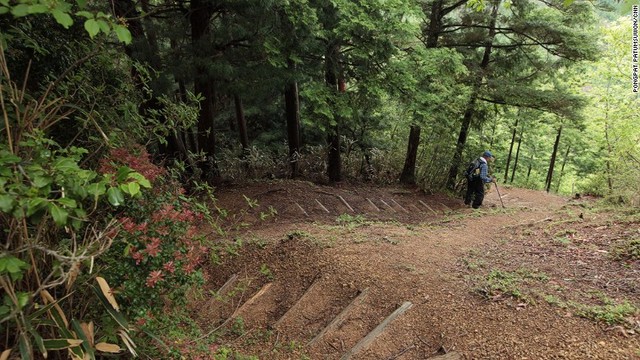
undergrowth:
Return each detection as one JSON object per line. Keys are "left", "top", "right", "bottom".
{"left": 474, "top": 268, "right": 549, "bottom": 303}
{"left": 544, "top": 294, "right": 639, "bottom": 328}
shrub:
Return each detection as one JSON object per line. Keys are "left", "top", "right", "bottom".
{"left": 0, "top": 44, "right": 151, "bottom": 357}
{"left": 96, "top": 146, "right": 210, "bottom": 319}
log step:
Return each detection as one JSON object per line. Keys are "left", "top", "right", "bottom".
{"left": 230, "top": 282, "right": 273, "bottom": 320}
{"left": 339, "top": 301, "right": 414, "bottom": 360}
{"left": 273, "top": 276, "right": 322, "bottom": 329}
{"left": 307, "top": 288, "right": 370, "bottom": 346}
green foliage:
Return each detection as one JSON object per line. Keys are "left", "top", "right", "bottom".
{"left": 610, "top": 239, "right": 640, "bottom": 261}
{"left": 260, "top": 264, "right": 274, "bottom": 280}
{"left": 545, "top": 291, "right": 638, "bottom": 327}
{"left": 0, "top": 78, "right": 145, "bottom": 357}
{"left": 336, "top": 213, "right": 367, "bottom": 229}
{"left": 0, "top": 255, "right": 29, "bottom": 281}
{"left": 231, "top": 316, "right": 246, "bottom": 336}
{"left": 96, "top": 147, "right": 208, "bottom": 320}
{"left": 589, "top": 302, "right": 638, "bottom": 324}
{"left": 572, "top": 19, "right": 640, "bottom": 201}
{"left": 570, "top": 297, "right": 638, "bottom": 326}
{"left": 476, "top": 268, "right": 549, "bottom": 302}
{"left": 212, "top": 346, "right": 259, "bottom": 360}
{"left": 1, "top": 0, "right": 131, "bottom": 43}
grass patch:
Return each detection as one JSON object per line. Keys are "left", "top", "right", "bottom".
{"left": 212, "top": 346, "right": 259, "bottom": 360}
{"left": 543, "top": 294, "right": 566, "bottom": 307}
{"left": 287, "top": 230, "right": 313, "bottom": 239}
{"left": 260, "top": 264, "right": 274, "bottom": 280}
{"left": 610, "top": 238, "right": 640, "bottom": 261}
{"left": 211, "top": 280, "right": 250, "bottom": 302}
{"left": 571, "top": 299, "right": 638, "bottom": 325}
{"left": 230, "top": 316, "right": 247, "bottom": 336}
{"left": 336, "top": 213, "right": 367, "bottom": 229}
{"left": 461, "top": 257, "right": 485, "bottom": 270}
{"left": 554, "top": 229, "right": 577, "bottom": 237}
{"left": 544, "top": 293, "right": 639, "bottom": 327}
{"left": 554, "top": 236, "right": 572, "bottom": 246}
{"left": 475, "top": 268, "right": 549, "bottom": 303}
{"left": 246, "top": 236, "right": 269, "bottom": 249}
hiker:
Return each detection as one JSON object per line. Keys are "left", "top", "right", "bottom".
{"left": 464, "top": 150, "right": 496, "bottom": 209}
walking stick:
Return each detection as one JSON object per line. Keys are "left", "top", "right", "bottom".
{"left": 494, "top": 182, "right": 505, "bottom": 208}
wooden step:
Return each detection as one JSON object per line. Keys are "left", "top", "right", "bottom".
{"left": 339, "top": 301, "right": 413, "bottom": 360}
{"left": 307, "top": 288, "right": 370, "bottom": 347}
{"left": 230, "top": 282, "right": 273, "bottom": 320}
{"left": 273, "top": 276, "right": 322, "bottom": 329}
{"left": 216, "top": 273, "right": 239, "bottom": 297}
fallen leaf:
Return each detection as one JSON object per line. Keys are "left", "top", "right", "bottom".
{"left": 1, "top": 349, "right": 11, "bottom": 360}
{"left": 95, "top": 342, "right": 122, "bottom": 353}
{"left": 96, "top": 277, "right": 120, "bottom": 311}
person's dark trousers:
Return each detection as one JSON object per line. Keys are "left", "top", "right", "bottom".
{"left": 464, "top": 178, "right": 485, "bottom": 208}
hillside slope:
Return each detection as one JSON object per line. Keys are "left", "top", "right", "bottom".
{"left": 189, "top": 181, "right": 639, "bottom": 359}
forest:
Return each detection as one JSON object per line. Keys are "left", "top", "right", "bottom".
{"left": 0, "top": 0, "right": 638, "bottom": 359}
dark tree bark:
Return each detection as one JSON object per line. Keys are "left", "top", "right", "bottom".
{"left": 325, "top": 42, "right": 342, "bottom": 183}
{"left": 425, "top": 0, "right": 443, "bottom": 47}
{"left": 234, "top": 94, "right": 249, "bottom": 153}
{"left": 446, "top": 0, "right": 500, "bottom": 189}
{"left": 424, "top": 0, "right": 468, "bottom": 47}
{"left": 399, "top": 125, "right": 421, "bottom": 185}
{"left": 555, "top": 145, "right": 571, "bottom": 192}
{"left": 327, "top": 129, "right": 341, "bottom": 182}
{"left": 545, "top": 125, "right": 562, "bottom": 192}
{"left": 604, "top": 121, "right": 614, "bottom": 193}
{"left": 194, "top": 82, "right": 216, "bottom": 169}
{"left": 190, "top": 0, "right": 218, "bottom": 179}
{"left": 510, "top": 132, "right": 523, "bottom": 183}
{"left": 526, "top": 151, "right": 534, "bottom": 182}
{"left": 284, "top": 75, "right": 301, "bottom": 178}
{"left": 504, "top": 117, "right": 518, "bottom": 182}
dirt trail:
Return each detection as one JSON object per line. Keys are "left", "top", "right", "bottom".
{"left": 192, "top": 181, "right": 639, "bottom": 359}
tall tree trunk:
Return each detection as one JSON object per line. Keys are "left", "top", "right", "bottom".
{"left": 510, "top": 131, "right": 523, "bottom": 183}
{"left": 446, "top": 0, "right": 500, "bottom": 189}
{"left": 524, "top": 142, "right": 535, "bottom": 183}
{"left": 424, "top": 0, "right": 468, "bottom": 47}
{"left": 504, "top": 117, "right": 518, "bottom": 182}
{"left": 399, "top": 125, "right": 421, "bottom": 185}
{"left": 325, "top": 42, "right": 342, "bottom": 183}
{"left": 327, "top": 129, "right": 341, "bottom": 182}
{"left": 285, "top": 77, "right": 301, "bottom": 178}
{"left": 363, "top": 152, "right": 373, "bottom": 182}
{"left": 555, "top": 145, "right": 571, "bottom": 192}
{"left": 604, "top": 119, "right": 614, "bottom": 193}
{"left": 234, "top": 94, "right": 249, "bottom": 152}
{"left": 425, "top": 0, "right": 444, "bottom": 47}
{"left": 190, "top": 0, "right": 218, "bottom": 179}
{"left": 545, "top": 125, "right": 562, "bottom": 192}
